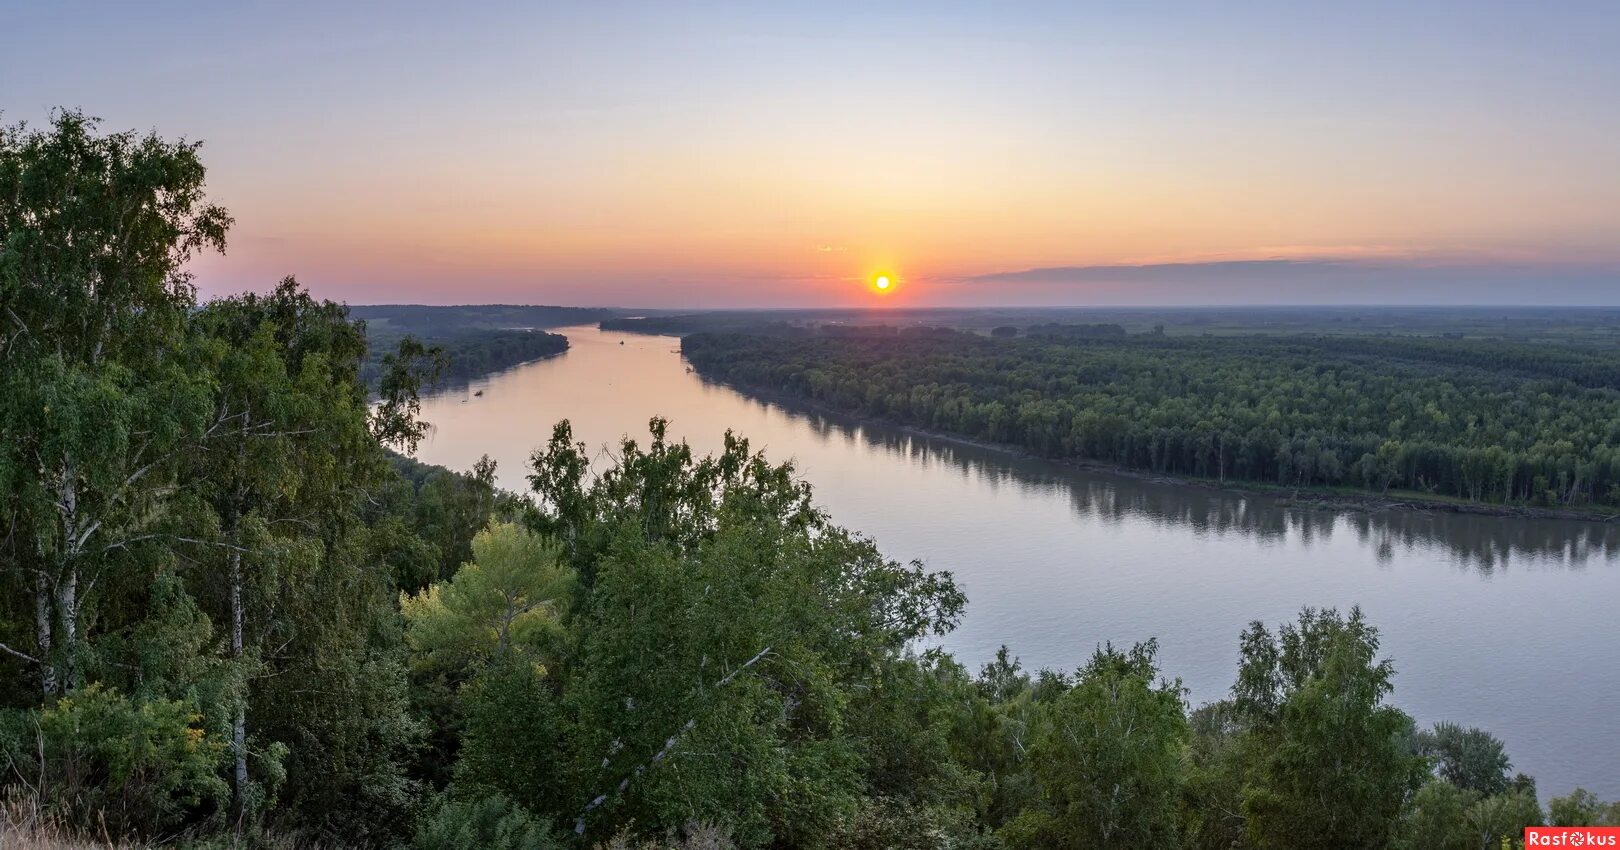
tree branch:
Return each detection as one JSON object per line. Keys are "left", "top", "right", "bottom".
{"left": 0, "top": 640, "right": 41, "bottom": 666}
{"left": 574, "top": 645, "right": 772, "bottom": 836}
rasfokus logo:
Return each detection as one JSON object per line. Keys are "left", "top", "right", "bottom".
{"left": 1525, "top": 827, "right": 1620, "bottom": 846}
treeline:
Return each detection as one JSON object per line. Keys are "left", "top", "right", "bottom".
{"left": 360, "top": 328, "right": 569, "bottom": 389}
{"left": 351, "top": 304, "right": 613, "bottom": 335}
{"left": 600, "top": 315, "right": 815, "bottom": 336}
{"left": 10, "top": 112, "right": 1620, "bottom": 850}
{"left": 1025, "top": 321, "right": 1128, "bottom": 338}
{"left": 682, "top": 328, "right": 1620, "bottom": 508}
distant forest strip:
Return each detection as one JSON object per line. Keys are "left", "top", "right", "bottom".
{"left": 599, "top": 314, "right": 799, "bottom": 335}
{"left": 682, "top": 327, "right": 1620, "bottom": 508}
{"left": 351, "top": 303, "right": 614, "bottom": 334}
{"left": 350, "top": 304, "right": 605, "bottom": 388}
{"left": 361, "top": 327, "right": 569, "bottom": 388}
{"left": 604, "top": 306, "right": 1620, "bottom": 342}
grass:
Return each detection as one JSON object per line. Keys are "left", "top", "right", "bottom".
{"left": 0, "top": 793, "right": 141, "bottom": 850}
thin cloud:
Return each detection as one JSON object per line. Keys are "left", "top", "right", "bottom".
{"left": 959, "top": 257, "right": 1620, "bottom": 283}
{"left": 942, "top": 258, "right": 1620, "bottom": 305}
{"left": 961, "top": 259, "right": 1362, "bottom": 284}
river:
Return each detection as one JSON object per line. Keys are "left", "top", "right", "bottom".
{"left": 411, "top": 324, "right": 1620, "bottom": 798}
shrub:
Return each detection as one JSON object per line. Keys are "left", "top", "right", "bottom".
{"left": 413, "top": 792, "right": 563, "bottom": 850}
{"left": 0, "top": 684, "right": 228, "bottom": 838}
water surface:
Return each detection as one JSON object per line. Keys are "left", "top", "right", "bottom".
{"left": 413, "top": 325, "right": 1620, "bottom": 798}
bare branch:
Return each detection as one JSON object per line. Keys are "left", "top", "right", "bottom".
{"left": 0, "top": 640, "right": 41, "bottom": 666}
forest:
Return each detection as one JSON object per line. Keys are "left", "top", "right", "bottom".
{"left": 360, "top": 328, "right": 568, "bottom": 390}
{"left": 349, "top": 305, "right": 614, "bottom": 336}
{"left": 681, "top": 327, "right": 1620, "bottom": 510}
{"left": 6, "top": 114, "right": 1620, "bottom": 849}
{"left": 603, "top": 305, "right": 1620, "bottom": 342}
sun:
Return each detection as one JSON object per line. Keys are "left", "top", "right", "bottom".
{"left": 865, "top": 268, "right": 901, "bottom": 297}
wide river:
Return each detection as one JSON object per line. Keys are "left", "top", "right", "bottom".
{"left": 413, "top": 324, "right": 1620, "bottom": 798}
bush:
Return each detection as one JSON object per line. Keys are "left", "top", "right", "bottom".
{"left": 1548, "top": 789, "right": 1620, "bottom": 826}
{"left": 0, "top": 684, "right": 228, "bottom": 838}
{"left": 413, "top": 792, "right": 563, "bottom": 850}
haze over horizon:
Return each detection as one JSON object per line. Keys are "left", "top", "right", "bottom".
{"left": 8, "top": 1, "right": 1620, "bottom": 308}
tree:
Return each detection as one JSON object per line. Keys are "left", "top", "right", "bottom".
{"left": 494, "top": 420, "right": 964, "bottom": 846}
{"left": 391, "top": 453, "right": 505, "bottom": 587}
{"left": 182, "top": 279, "right": 415, "bottom": 826}
{"left": 1414, "top": 722, "right": 1512, "bottom": 795}
{"left": 1548, "top": 789, "right": 1620, "bottom": 827}
{"left": 1, "top": 110, "right": 229, "bottom": 696}
{"left": 1180, "top": 700, "right": 1255, "bottom": 850}
{"left": 1235, "top": 608, "right": 1428, "bottom": 849}
{"left": 1393, "top": 780, "right": 1474, "bottom": 850}
{"left": 1394, "top": 780, "right": 1542, "bottom": 850}
{"left": 181, "top": 281, "right": 440, "bottom": 841}
{"left": 1462, "top": 789, "right": 1541, "bottom": 848}
{"left": 1001, "top": 640, "right": 1188, "bottom": 849}
{"left": 402, "top": 522, "right": 574, "bottom": 670}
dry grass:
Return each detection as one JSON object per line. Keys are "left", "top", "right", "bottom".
{"left": 1, "top": 791, "right": 734, "bottom": 850}
{"left": 0, "top": 791, "right": 143, "bottom": 849}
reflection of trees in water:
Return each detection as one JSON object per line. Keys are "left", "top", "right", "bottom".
{"left": 1344, "top": 511, "right": 1620, "bottom": 573}
{"left": 789, "top": 407, "right": 1620, "bottom": 575}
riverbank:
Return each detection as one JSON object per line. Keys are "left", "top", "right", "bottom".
{"left": 690, "top": 371, "right": 1620, "bottom": 525}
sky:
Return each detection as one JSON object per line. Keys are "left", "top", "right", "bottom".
{"left": 6, "top": 1, "right": 1620, "bottom": 307}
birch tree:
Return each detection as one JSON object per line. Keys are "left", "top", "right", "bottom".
{"left": 0, "top": 110, "right": 229, "bottom": 695}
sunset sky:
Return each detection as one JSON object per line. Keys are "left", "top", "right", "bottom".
{"left": 7, "top": 2, "right": 1620, "bottom": 307}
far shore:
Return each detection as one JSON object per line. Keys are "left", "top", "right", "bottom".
{"left": 683, "top": 366, "right": 1620, "bottom": 526}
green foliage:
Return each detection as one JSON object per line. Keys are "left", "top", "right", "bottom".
{"left": 828, "top": 795, "right": 995, "bottom": 850}
{"left": 1180, "top": 700, "right": 1253, "bottom": 850}
{"left": 1001, "top": 641, "right": 1187, "bottom": 849}
{"left": 363, "top": 328, "right": 569, "bottom": 389}
{"left": 526, "top": 418, "right": 825, "bottom": 585}
{"left": 1393, "top": 780, "right": 1475, "bottom": 850}
{"left": 403, "top": 522, "right": 574, "bottom": 669}
{"left": 248, "top": 519, "right": 425, "bottom": 843}
{"left": 1235, "top": 608, "right": 1429, "bottom": 850}
{"left": 0, "top": 111, "right": 1587, "bottom": 849}
{"left": 454, "top": 657, "right": 572, "bottom": 817}
{"left": 1415, "top": 722, "right": 1513, "bottom": 795}
{"left": 682, "top": 328, "right": 1620, "bottom": 507}
{"left": 1, "top": 109, "right": 228, "bottom": 698}
{"left": 413, "top": 792, "right": 564, "bottom": 850}
{"left": 0, "top": 684, "right": 228, "bottom": 836}
{"left": 948, "top": 648, "right": 1044, "bottom": 832}
{"left": 1393, "top": 779, "right": 1543, "bottom": 850}
{"left": 1548, "top": 789, "right": 1620, "bottom": 827}
{"left": 389, "top": 453, "right": 509, "bottom": 587}
{"left": 0, "top": 114, "right": 458, "bottom": 845}
{"left": 472, "top": 420, "right": 965, "bottom": 846}
{"left": 373, "top": 335, "right": 445, "bottom": 453}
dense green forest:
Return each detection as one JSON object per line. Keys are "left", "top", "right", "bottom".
{"left": 681, "top": 327, "right": 1620, "bottom": 510}
{"left": 360, "top": 327, "right": 569, "bottom": 389}
{"left": 603, "top": 305, "right": 1620, "bottom": 342}
{"left": 350, "top": 305, "right": 614, "bottom": 335}
{"left": 8, "top": 113, "right": 1620, "bottom": 849}
{"left": 353, "top": 303, "right": 615, "bottom": 389}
